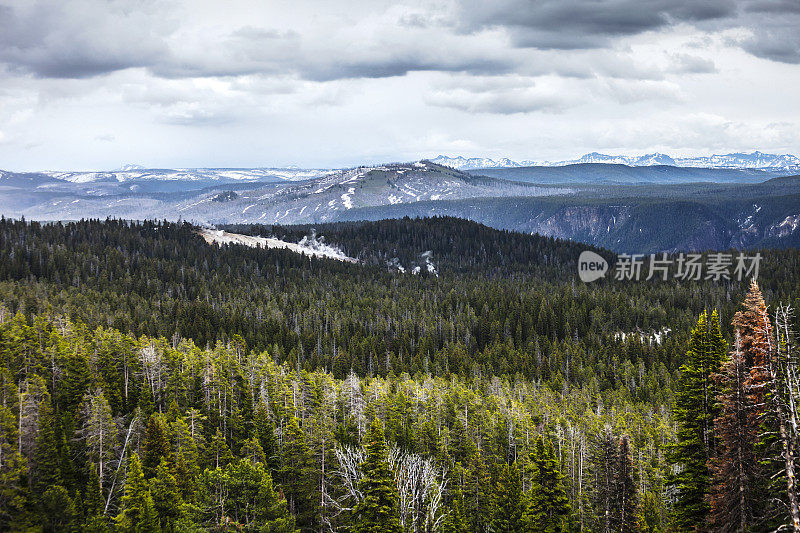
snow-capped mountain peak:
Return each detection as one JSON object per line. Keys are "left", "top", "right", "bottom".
{"left": 429, "top": 151, "right": 800, "bottom": 171}
{"left": 428, "top": 155, "right": 519, "bottom": 170}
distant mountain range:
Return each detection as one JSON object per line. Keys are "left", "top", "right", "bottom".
{"left": 0, "top": 162, "right": 565, "bottom": 224}
{"left": 430, "top": 151, "right": 800, "bottom": 171}
{"left": 2, "top": 160, "right": 799, "bottom": 252}
{"left": 3, "top": 151, "right": 795, "bottom": 190}
{"left": 44, "top": 167, "right": 335, "bottom": 186}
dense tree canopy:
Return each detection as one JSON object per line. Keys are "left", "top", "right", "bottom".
{"left": 0, "top": 217, "right": 798, "bottom": 531}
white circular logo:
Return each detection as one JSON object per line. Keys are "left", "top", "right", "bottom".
{"left": 578, "top": 251, "right": 608, "bottom": 283}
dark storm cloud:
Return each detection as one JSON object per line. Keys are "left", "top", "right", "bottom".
{"left": 0, "top": 1, "right": 167, "bottom": 79}
{"left": 743, "top": 0, "right": 800, "bottom": 14}
{"left": 458, "top": 0, "right": 737, "bottom": 49}
{"left": 742, "top": 26, "right": 800, "bottom": 64}
{"left": 0, "top": 1, "right": 514, "bottom": 81}
{"left": 737, "top": 0, "right": 800, "bottom": 64}
{"left": 299, "top": 55, "right": 516, "bottom": 82}
{"left": 0, "top": 0, "right": 798, "bottom": 84}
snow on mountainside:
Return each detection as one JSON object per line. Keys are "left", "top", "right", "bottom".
{"left": 425, "top": 156, "right": 523, "bottom": 170}
{"left": 430, "top": 151, "right": 800, "bottom": 171}
{"left": 1, "top": 161, "right": 567, "bottom": 225}
{"left": 677, "top": 151, "right": 800, "bottom": 170}
{"left": 632, "top": 153, "right": 677, "bottom": 166}
{"left": 573, "top": 152, "right": 633, "bottom": 165}
{"left": 43, "top": 167, "right": 335, "bottom": 184}
{"left": 6, "top": 151, "right": 796, "bottom": 188}
{"left": 200, "top": 228, "right": 357, "bottom": 262}
{"left": 170, "top": 161, "right": 564, "bottom": 225}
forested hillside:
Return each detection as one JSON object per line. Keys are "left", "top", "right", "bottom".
{"left": 0, "top": 217, "right": 799, "bottom": 531}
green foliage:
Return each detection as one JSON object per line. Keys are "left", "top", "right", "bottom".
{"left": 667, "top": 309, "right": 725, "bottom": 531}
{"left": 0, "top": 217, "right": 798, "bottom": 532}
{"left": 442, "top": 485, "right": 467, "bottom": 533}
{"left": 117, "top": 453, "right": 151, "bottom": 532}
{"left": 491, "top": 462, "right": 525, "bottom": 533}
{"left": 254, "top": 401, "right": 279, "bottom": 470}
{"left": 40, "top": 484, "right": 75, "bottom": 533}
{"left": 143, "top": 414, "right": 171, "bottom": 479}
{"left": 84, "top": 463, "right": 111, "bottom": 533}
{"left": 137, "top": 491, "right": 161, "bottom": 533}
{"left": 353, "top": 418, "right": 402, "bottom": 533}
{"left": 33, "top": 397, "right": 63, "bottom": 493}
{"left": 278, "top": 416, "right": 319, "bottom": 530}
{"left": 526, "top": 435, "right": 572, "bottom": 533}
{"left": 150, "top": 459, "right": 181, "bottom": 531}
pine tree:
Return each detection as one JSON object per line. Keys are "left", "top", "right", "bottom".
{"left": 464, "top": 450, "right": 493, "bottom": 533}
{"left": 150, "top": 458, "right": 181, "bottom": 531}
{"left": 709, "top": 331, "right": 759, "bottom": 533}
{"left": 33, "top": 398, "right": 63, "bottom": 495}
{"left": 255, "top": 466, "right": 298, "bottom": 533}
{"left": 116, "top": 453, "right": 151, "bottom": 532}
{"left": 240, "top": 436, "right": 267, "bottom": 465}
{"left": 136, "top": 491, "right": 161, "bottom": 533}
{"left": 254, "top": 400, "right": 279, "bottom": 471}
{"left": 491, "top": 462, "right": 525, "bottom": 533}
{"left": 731, "top": 280, "right": 800, "bottom": 530}
{"left": 171, "top": 417, "right": 200, "bottom": 500}
{"left": 668, "top": 310, "right": 725, "bottom": 531}
{"left": 591, "top": 427, "right": 617, "bottom": 533}
{"left": 442, "top": 485, "right": 468, "bottom": 533}
{"left": 207, "top": 428, "right": 234, "bottom": 470}
{"left": 0, "top": 384, "right": 30, "bottom": 532}
{"left": 526, "top": 435, "right": 572, "bottom": 533}
{"left": 84, "top": 464, "right": 110, "bottom": 533}
{"left": 279, "top": 416, "right": 319, "bottom": 529}
{"left": 142, "top": 414, "right": 171, "bottom": 479}
{"left": 77, "top": 388, "right": 117, "bottom": 492}
{"left": 353, "top": 418, "right": 403, "bottom": 533}
{"left": 40, "top": 484, "right": 75, "bottom": 533}
{"left": 710, "top": 282, "right": 773, "bottom": 531}
{"left": 224, "top": 457, "right": 298, "bottom": 532}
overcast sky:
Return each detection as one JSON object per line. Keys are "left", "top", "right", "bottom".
{"left": 1, "top": 0, "right": 798, "bottom": 170}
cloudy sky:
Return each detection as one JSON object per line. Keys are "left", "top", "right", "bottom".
{"left": 0, "top": 0, "right": 798, "bottom": 170}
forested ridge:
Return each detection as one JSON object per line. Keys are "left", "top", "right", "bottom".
{"left": 0, "top": 216, "right": 799, "bottom": 532}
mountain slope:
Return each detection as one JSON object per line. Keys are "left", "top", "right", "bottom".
{"left": 1, "top": 161, "right": 569, "bottom": 224}
{"left": 467, "top": 163, "right": 773, "bottom": 184}
{"left": 325, "top": 178, "right": 800, "bottom": 252}
{"left": 2, "top": 162, "right": 799, "bottom": 253}
{"left": 431, "top": 151, "right": 800, "bottom": 172}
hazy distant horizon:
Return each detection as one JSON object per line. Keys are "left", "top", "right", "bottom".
{"left": 4, "top": 149, "right": 800, "bottom": 174}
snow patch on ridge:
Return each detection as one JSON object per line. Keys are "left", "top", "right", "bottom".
{"left": 341, "top": 187, "right": 355, "bottom": 209}
{"left": 199, "top": 228, "right": 357, "bottom": 263}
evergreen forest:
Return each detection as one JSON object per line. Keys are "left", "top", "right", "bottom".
{"left": 1, "top": 216, "right": 799, "bottom": 532}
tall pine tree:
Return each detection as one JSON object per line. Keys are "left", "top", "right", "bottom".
{"left": 525, "top": 435, "right": 572, "bottom": 533}
{"left": 668, "top": 310, "right": 725, "bottom": 531}
{"left": 491, "top": 462, "right": 525, "bottom": 533}
{"left": 278, "top": 416, "right": 319, "bottom": 529}
{"left": 353, "top": 418, "right": 402, "bottom": 533}
{"left": 116, "top": 453, "right": 151, "bottom": 533}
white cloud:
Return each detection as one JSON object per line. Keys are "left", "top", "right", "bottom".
{"left": 0, "top": 0, "right": 798, "bottom": 170}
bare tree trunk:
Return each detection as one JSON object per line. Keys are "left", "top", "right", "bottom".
{"left": 105, "top": 415, "right": 138, "bottom": 514}
{"left": 774, "top": 306, "right": 800, "bottom": 531}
